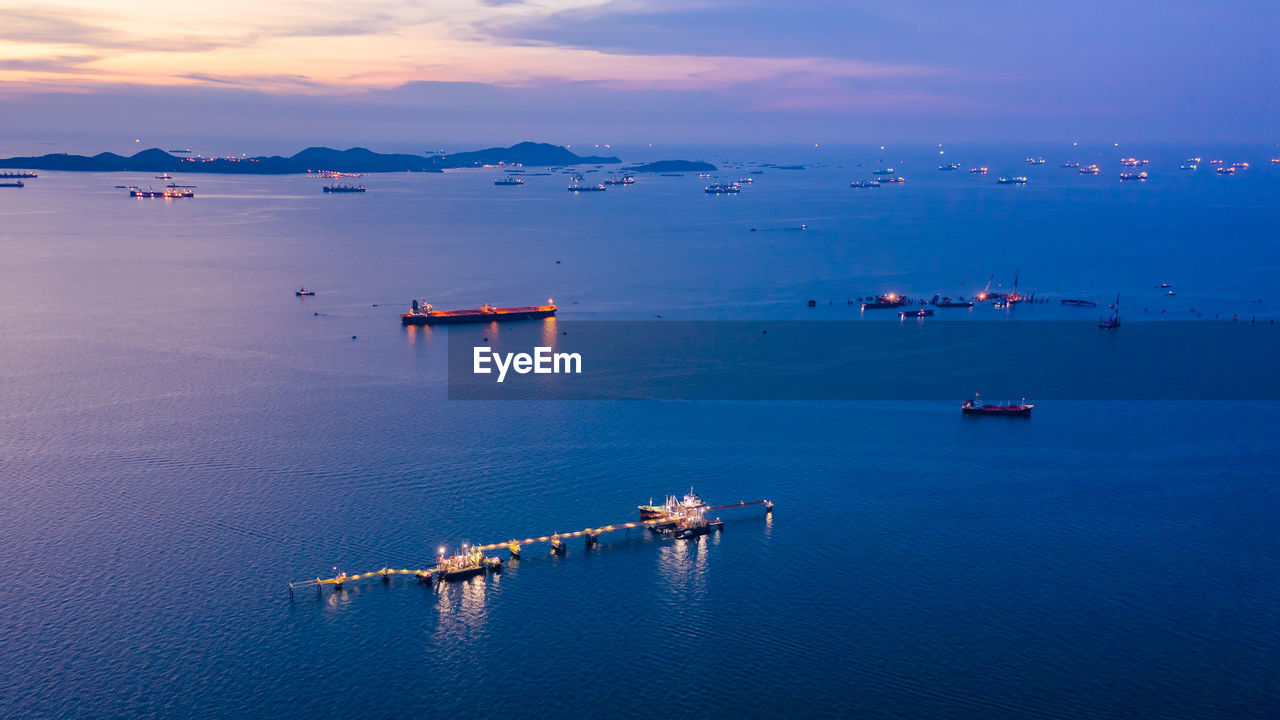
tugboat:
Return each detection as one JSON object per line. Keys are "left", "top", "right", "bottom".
{"left": 861, "top": 294, "right": 911, "bottom": 310}
{"left": 493, "top": 177, "right": 525, "bottom": 186}
{"left": 295, "top": 287, "right": 315, "bottom": 297}
{"left": 401, "top": 298, "right": 557, "bottom": 325}
{"left": 961, "top": 393, "right": 1033, "bottom": 416}
{"left": 1099, "top": 294, "right": 1121, "bottom": 329}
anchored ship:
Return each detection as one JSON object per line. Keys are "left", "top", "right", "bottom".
{"left": 962, "top": 393, "right": 1034, "bottom": 416}
{"left": 401, "top": 299, "right": 557, "bottom": 326}
{"left": 323, "top": 184, "right": 366, "bottom": 193}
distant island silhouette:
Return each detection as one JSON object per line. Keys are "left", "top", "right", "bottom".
{"left": 0, "top": 141, "right": 622, "bottom": 174}
{"left": 626, "top": 160, "right": 717, "bottom": 173}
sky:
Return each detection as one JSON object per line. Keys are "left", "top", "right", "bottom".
{"left": 0, "top": 1, "right": 1277, "bottom": 151}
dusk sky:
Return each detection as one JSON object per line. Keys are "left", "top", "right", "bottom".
{"left": 1, "top": 1, "right": 1277, "bottom": 150}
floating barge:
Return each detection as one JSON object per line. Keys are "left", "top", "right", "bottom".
{"left": 401, "top": 299, "right": 557, "bottom": 326}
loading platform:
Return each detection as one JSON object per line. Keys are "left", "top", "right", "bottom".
{"left": 288, "top": 498, "right": 772, "bottom": 597}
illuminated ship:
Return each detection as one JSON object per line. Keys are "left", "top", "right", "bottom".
{"left": 401, "top": 299, "right": 557, "bottom": 326}
{"left": 969, "top": 167, "right": 989, "bottom": 174}
{"left": 704, "top": 183, "right": 741, "bottom": 194}
{"left": 493, "top": 177, "right": 525, "bottom": 186}
{"left": 436, "top": 546, "right": 501, "bottom": 581}
{"left": 1080, "top": 164, "right": 1101, "bottom": 174}
{"left": 1119, "top": 171, "right": 1148, "bottom": 181}
{"left": 295, "top": 288, "right": 315, "bottom": 297}
{"left": 861, "top": 294, "right": 910, "bottom": 310}
{"left": 603, "top": 176, "right": 635, "bottom": 185}
{"left": 997, "top": 176, "right": 1028, "bottom": 184}
{"left": 851, "top": 180, "right": 881, "bottom": 188}
{"left": 323, "top": 184, "right": 366, "bottom": 192}
{"left": 0, "top": 171, "right": 37, "bottom": 178}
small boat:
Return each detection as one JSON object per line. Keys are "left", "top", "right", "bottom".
{"left": 295, "top": 288, "right": 315, "bottom": 296}
{"left": 1099, "top": 293, "right": 1121, "bottom": 329}
{"left": 962, "top": 393, "right": 1033, "bottom": 416}
{"left": 997, "top": 176, "right": 1028, "bottom": 184}
{"left": 900, "top": 308, "right": 934, "bottom": 318}
{"left": 1061, "top": 298, "right": 1096, "bottom": 307}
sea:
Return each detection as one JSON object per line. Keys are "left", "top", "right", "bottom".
{"left": 1, "top": 142, "right": 1278, "bottom": 719}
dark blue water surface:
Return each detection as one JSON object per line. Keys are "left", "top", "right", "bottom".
{"left": 1, "top": 144, "right": 1278, "bottom": 719}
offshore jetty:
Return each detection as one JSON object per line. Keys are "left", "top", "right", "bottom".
{"left": 288, "top": 493, "right": 772, "bottom": 597}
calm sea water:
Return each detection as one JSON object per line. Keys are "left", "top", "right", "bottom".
{"left": 2, "top": 144, "right": 1278, "bottom": 719}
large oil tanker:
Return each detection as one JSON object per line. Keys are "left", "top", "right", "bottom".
{"left": 401, "top": 299, "right": 557, "bottom": 325}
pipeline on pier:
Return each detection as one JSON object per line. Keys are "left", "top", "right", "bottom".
{"left": 288, "top": 498, "right": 772, "bottom": 596}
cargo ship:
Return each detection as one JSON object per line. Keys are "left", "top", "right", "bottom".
{"left": 1061, "top": 298, "right": 1097, "bottom": 307}
{"left": 851, "top": 180, "right": 881, "bottom": 188}
{"left": 0, "top": 181, "right": 23, "bottom": 188}
{"left": 295, "top": 288, "right": 315, "bottom": 297}
{"left": 603, "top": 176, "right": 635, "bottom": 185}
{"left": 493, "top": 177, "right": 525, "bottom": 186}
{"left": 129, "top": 184, "right": 194, "bottom": 198}
{"left": 401, "top": 299, "right": 557, "bottom": 325}
{"left": 323, "top": 184, "right": 366, "bottom": 192}
{"left": 997, "top": 176, "right": 1028, "bottom": 184}
{"left": 962, "top": 393, "right": 1033, "bottom": 416}
{"left": 0, "top": 171, "right": 37, "bottom": 178}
